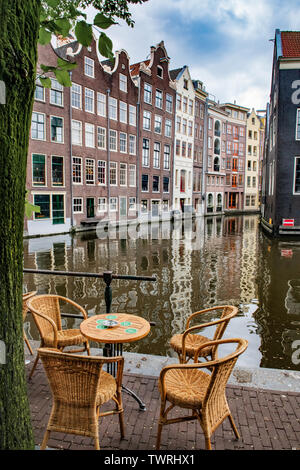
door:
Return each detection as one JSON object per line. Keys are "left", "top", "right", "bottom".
{"left": 119, "top": 197, "right": 127, "bottom": 218}
{"left": 87, "top": 198, "right": 95, "bottom": 218}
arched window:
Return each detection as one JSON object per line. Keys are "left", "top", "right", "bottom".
{"left": 217, "top": 193, "right": 222, "bottom": 207}
{"left": 207, "top": 193, "right": 213, "bottom": 212}
{"left": 214, "top": 138, "right": 220, "bottom": 155}
{"left": 214, "top": 120, "right": 221, "bottom": 136}
{"left": 214, "top": 157, "right": 220, "bottom": 172}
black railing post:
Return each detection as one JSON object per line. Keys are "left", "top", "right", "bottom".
{"left": 103, "top": 271, "right": 113, "bottom": 314}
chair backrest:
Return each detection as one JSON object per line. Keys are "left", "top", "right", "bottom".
{"left": 38, "top": 348, "right": 106, "bottom": 407}
{"left": 22, "top": 291, "right": 37, "bottom": 320}
{"left": 212, "top": 305, "right": 238, "bottom": 341}
{"left": 200, "top": 338, "right": 248, "bottom": 433}
{"left": 27, "top": 295, "right": 63, "bottom": 339}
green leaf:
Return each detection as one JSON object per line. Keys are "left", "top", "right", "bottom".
{"left": 57, "top": 57, "right": 77, "bottom": 71}
{"left": 75, "top": 20, "right": 93, "bottom": 47}
{"left": 93, "top": 13, "right": 116, "bottom": 29}
{"left": 45, "top": 0, "right": 60, "bottom": 8}
{"left": 38, "top": 27, "right": 52, "bottom": 45}
{"left": 55, "top": 18, "right": 72, "bottom": 37}
{"left": 40, "top": 64, "right": 56, "bottom": 73}
{"left": 40, "top": 77, "right": 52, "bottom": 88}
{"left": 98, "top": 32, "right": 114, "bottom": 60}
{"left": 54, "top": 69, "right": 72, "bottom": 87}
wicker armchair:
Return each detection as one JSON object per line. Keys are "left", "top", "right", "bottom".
{"left": 38, "top": 348, "right": 125, "bottom": 450}
{"left": 26, "top": 294, "right": 90, "bottom": 379}
{"left": 156, "top": 338, "right": 248, "bottom": 450}
{"left": 22, "top": 291, "right": 37, "bottom": 355}
{"left": 169, "top": 305, "right": 238, "bottom": 363}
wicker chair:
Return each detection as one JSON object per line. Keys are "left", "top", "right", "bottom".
{"left": 22, "top": 291, "right": 37, "bottom": 355}
{"left": 169, "top": 305, "right": 238, "bottom": 363}
{"left": 26, "top": 294, "right": 90, "bottom": 379}
{"left": 38, "top": 348, "right": 125, "bottom": 450}
{"left": 156, "top": 338, "right": 248, "bottom": 450}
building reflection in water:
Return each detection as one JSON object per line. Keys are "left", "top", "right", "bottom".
{"left": 23, "top": 215, "right": 300, "bottom": 371}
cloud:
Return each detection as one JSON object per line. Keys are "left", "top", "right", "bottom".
{"left": 86, "top": 0, "right": 300, "bottom": 109}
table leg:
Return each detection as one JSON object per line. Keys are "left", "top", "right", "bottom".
{"left": 103, "top": 342, "right": 147, "bottom": 411}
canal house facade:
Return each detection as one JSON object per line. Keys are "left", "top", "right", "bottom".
{"left": 261, "top": 29, "right": 300, "bottom": 236}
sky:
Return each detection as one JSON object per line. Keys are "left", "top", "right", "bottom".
{"left": 87, "top": 0, "right": 300, "bottom": 111}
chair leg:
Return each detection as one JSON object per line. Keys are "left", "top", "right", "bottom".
{"left": 40, "top": 430, "right": 50, "bottom": 450}
{"left": 86, "top": 341, "right": 91, "bottom": 356}
{"left": 156, "top": 400, "right": 167, "bottom": 450}
{"left": 29, "top": 353, "right": 40, "bottom": 379}
{"left": 228, "top": 413, "right": 240, "bottom": 439}
{"left": 24, "top": 333, "right": 33, "bottom": 355}
{"left": 205, "top": 436, "right": 212, "bottom": 450}
{"left": 94, "top": 436, "right": 100, "bottom": 450}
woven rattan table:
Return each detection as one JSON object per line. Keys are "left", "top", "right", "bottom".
{"left": 80, "top": 313, "right": 151, "bottom": 410}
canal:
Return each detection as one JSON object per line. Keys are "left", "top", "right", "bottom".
{"left": 23, "top": 214, "right": 300, "bottom": 371}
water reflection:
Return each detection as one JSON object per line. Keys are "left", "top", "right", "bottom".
{"left": 23, "top": 215, "right": 300, "bottom": 371}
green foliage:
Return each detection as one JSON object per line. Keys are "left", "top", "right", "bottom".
{"left": 25, "top": 192, "right": 40, "bottom": 218}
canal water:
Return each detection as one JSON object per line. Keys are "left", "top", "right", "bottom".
{"left": 23, "top": 214, "right": 300, "bottom": 371}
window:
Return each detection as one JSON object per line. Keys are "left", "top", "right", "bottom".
{"left": 110, "top": 197, "right": 117, "bottom": 211}
{"left": 165, "top": 119, "right": 172, "bottom": 137}
{"left": 142, "top": 138, "right": 150, "bottom": 166}
{"left": 119, "top": 73, "right": 127, "bottom": 92}
{"left": 110, "top": 162, "right": 117, "bottom": 185}
{"left": 176, "top": 116, "right": 181, "bottom": 133}
{"left": 157, "top": 65, "right": 163, "bottom": 78}
{"left": 34, "top": 78, "right": 45, "bottom": 101}
{"left": 51, "top": 116, "right": 64, "bottom": 143}
{"left": 129, "top": 197, "right": 136, "bottom": 210}
{"left": 50, "top": 79, "right": 63, "bottom": 106}
{"left": 120, "top": 163, "right": 127, "bottom": 186}
{"left": 214, "top": 138, "right": 220, "bottom": 155}
{"left": 72, "top": 157, "right": 82, "bottom": 183}
{"left": 84, "top": 57, "right": 94, "bottom": 77}
{"left": 97, "top": 126, "right": 106, "bottom": 149}
{"left": 294, "top": 157, "right": 300, "bottom": 193}
{"left": 188, "top": 143, "right": 192, "bottom": 158}
{"left": 72, "top": 120, "right": 82, "bottom": 146}
{"left": 246, "top": 195, "right": 250, "bottom": 207}
{"left": 31, "top": 112, "right": 45, "bottom": 140}
{"left": 183, "top": 79, "right": 188, "bottom": 90}
{"left": 119, "top": 101, "right": 127, "bottom": 123}
{"left": 232, "top": 175, "right": 237, "bottom": 187}
{"left": 227, "top": 124, "right": 232, "bottom": 134}
{"left": 163, "top": 144, "right": 170, "bottom": 169}
{"left": 97, "top": 92, "right": 106, "bottom": 116}
{"left": 73, "top": 198, "right": 83, "bottom": 213}
{"left": 142, "top": 174, "right": 149, "bottom": 191}
{"left": 98, "top": 197, "right": 107, "bottom": 212}
{"left": 32, "top": 154, "right": 46, "bottom": 186}
{"left": 85, "top": 88, "right": 94, "bottom": 113}
{"left": 166, "top": 94, "right": 173, "bottom": 113}
{"left": 252, "top": 176, "right": 256, "bottom": 188}
{"left": 71, "top": 83, "right": 82, "bottom": 109}
{"left": 109, "top": 129, "right": 117, "bottom": 151}
{"left": 213, "top": 157, "right": 220, "bottom": 172}
{"left": 155, "top": 89, "right": 163, "bottom": 108}
{"left": 144, "top": 83, "right": 152, "bottom": 104}
{"left": 183, "top": 97, "right": 187, "bottom": 113}
{"left": 154, "top": 115, "right": 162, "bottom": 134}
{"left": 153, "top": 175, "right": 159, "bottom": 192}
{"left": 143, "top": 110, "right": 151, "bottom": 130}
{"left": 129, "top": 164, "right": 136, "bottom": 187}
{"left": 97, "top": 160, "right": 106, "bottom": 185}
{"left": 176, "top": 94, "right": 182, "bottom": 110}
{"left": 85, "top": 123, "right": 95, "bottom": 147}
{"left": 129, "top": 105, "right": 136, "bottom": 126}
{"left": 188, "top": 121, "right": 193, "bottom": 137}
{"left": 52, "top": 156, "right": 64, "bottom": 186}
{"left": 129, "top": 135, "right": 136, "bottom": 155}
{"left": 34, "top": 194, "right": 50, "bottom": 219}
{"left": 119, "top": 132, "right": 127, "bottom": 153}
{"left": 176, "top": 139, "right": 180, "bottom": 156}
{"left": 162, "top": 200, "right": 169, "bottom": 212}
{"left": 182, "top": 141, "right": 186, "bottom": 157}
{"left": 52, "top": 194, "right": 64, "bottom": 224}
{"left": 188, "top": 99, "right": 193, "bottom": 115}
{"left": 296, "top": 110, "right": 300, "bottom": 140}
{"left": 86, "top": 159, "right": 95, "bottom": 184}
{"left": 109, "top": 97, "right": 117, "bottom": 120}
{"left": 153, "top": 142, "right": 160, "bottom": 168}
{"left": 163, "top": 176, "right": 169, "bottom": 193}
{"left": 141, "top": 200, "right": 148, "bottom": 212}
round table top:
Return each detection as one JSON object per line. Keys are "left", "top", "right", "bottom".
{"left": 80, "top": 313, "right": 151, "bottom": 344}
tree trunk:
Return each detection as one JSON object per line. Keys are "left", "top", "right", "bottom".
{"left": 0, "top": 0, "right": 41, "bottom": 449}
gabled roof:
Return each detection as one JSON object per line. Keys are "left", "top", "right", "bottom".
{"left": 281, "top": 31, "right": 300, "bottom": 58}
{"left": 130, "top": 59, "right": 150, "bottom": 76}
{"left": 169, "top": 68, "right": 183, "bottom": 81}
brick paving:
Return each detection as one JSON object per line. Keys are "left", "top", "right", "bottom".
{"left": 26, "top": 361, "right": 300, "bottom": 451}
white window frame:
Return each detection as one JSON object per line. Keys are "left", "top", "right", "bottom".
{"left": 119, "top": 101, "right": 127, "bottom": 123}
{"left": 98, "top": 197, "right": 107, "bottom": 212}
{"left": 72, "top": 156, "right": 82, "bottom": 184}
{"left": 85, "top": 87, "right": 95, "bottom": 114}
{"left": 119, "top": 162, "right": 127, "bottom": 186}
{"left": 85, "top": 158, "right": 95, "bottom": 185}
{"left": 50, "top": 115, "right": 64, "bottom": 143}
{"left": 109, "top": 129, "right": 117, "bottom": 152}
{"left": 97, "top": 126, "right": 106, "bottom": 149}
{"left": 110, "top": 162, "right": 117, "bottom": 186}
{"left": 97, "top": 92, "right": 106, "bottom": 117}
{"left": 129, "top": 164, "right": 136, "bottom": 187}
{"left": 109, "top": 97, "right": 118, "bottom": 120}
{"left": 119, "top": 73, "right": 127, "bottom": 92}
{"left": 50, "top": 78, "right": 63, "bottom": 107}
{"left": 73, "top": 197, "right": 83, "bottom": 214}
{"left": 119, "top": 132, "right": 127, "bottom": 153}
{"left": 71, "top": 120, "right": 82, "bottom": 146}
{"left": 84, "top": 57, "right": 95, "bottom": 78}
{"left": 71, "top": 83, "right": 82, "bottom": 109}
{"left": 97, "top": 160, "right": 106, "bottom": 186}
{"left": 129, "top": 105, "right": 136, "bottom": 126}
{"left": 85, "top": 122, "right": 95, "bottom": 148}
{"left": 31, "top": 112, "right": 46, "bottom": 141}
{"left": 129, "top": 134, "right": 136, "bottom": 155}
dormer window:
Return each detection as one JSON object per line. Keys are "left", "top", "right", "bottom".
{"left": 157, "top": 66, "right": 163, "bottom": 78}
{"left": 183, "top": 79, "right": 188, "bottom": 90}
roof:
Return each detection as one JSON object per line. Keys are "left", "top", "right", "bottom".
{"left": 130, "top": 59, "right": 150, "bottom": 76}
{"left": 280, "top": 31, "right": 300, "bottom": 58}
{"left": 169, "top": 68, "right": 183, "bottom": 81}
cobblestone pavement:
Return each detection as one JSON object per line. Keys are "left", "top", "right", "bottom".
{"left": 26, "top": 361, "right": 300, "bottom": 451}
